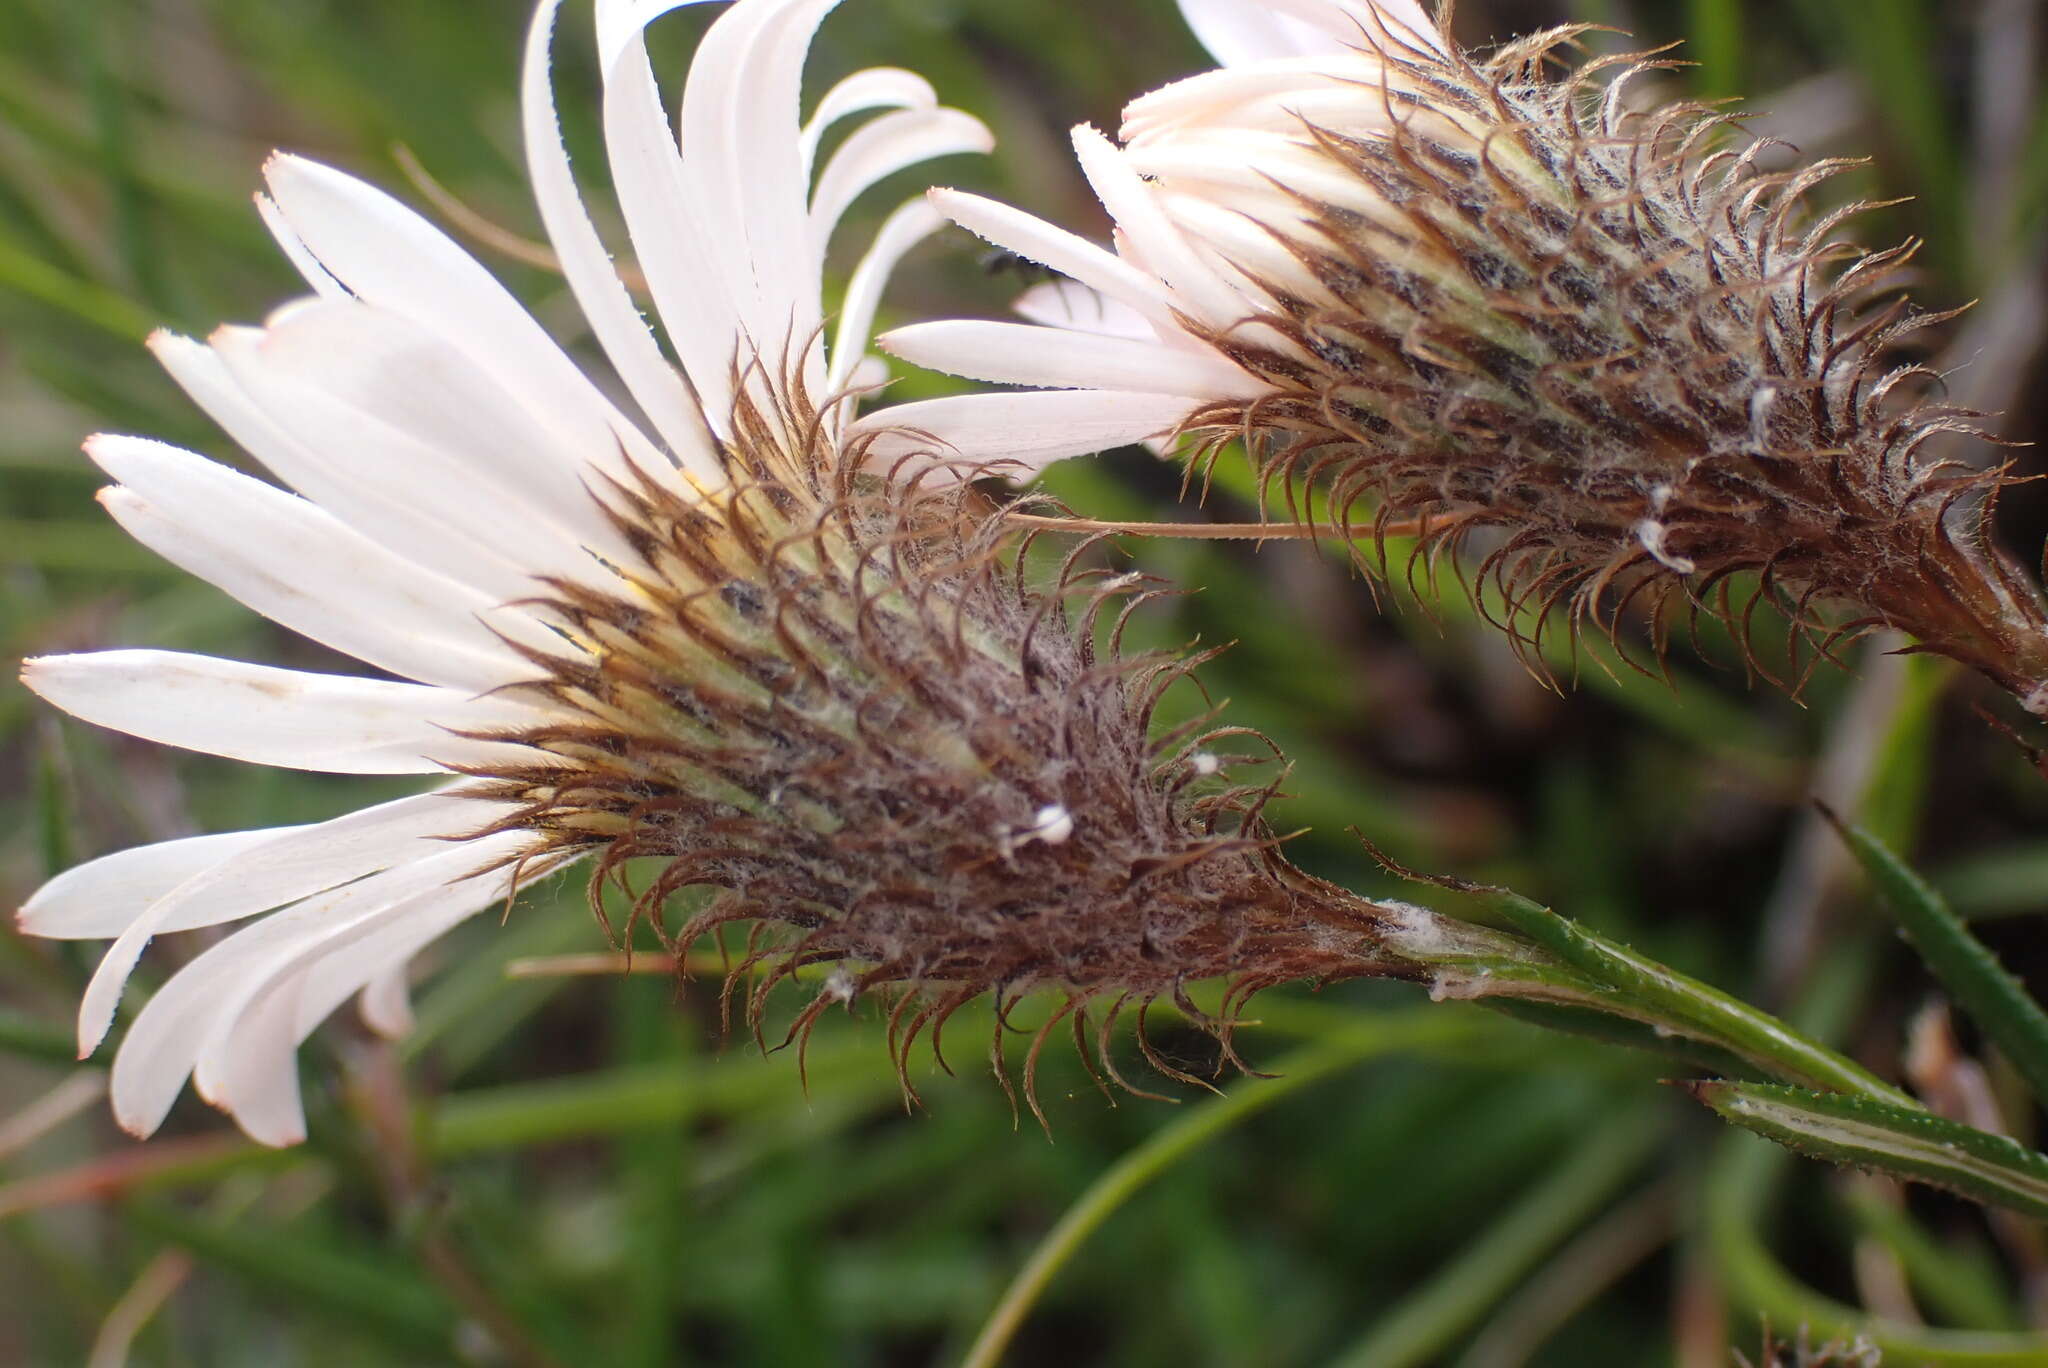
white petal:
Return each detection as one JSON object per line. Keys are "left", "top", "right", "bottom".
{"left": 1177, "top": 0, "right": 1444, "bottom": 63}
{"left": 932, "top": 189, "right": 1181, "bottom": 332}
{"left": 880, "top": 319, "right": 1259, "bottom": 398}
{"left": 260, "top": 155, "right": 674, "bottom": 488}
{"left": 856, "top": 390, "right": 1196, "bottom": 482}
{"left": 1070, "top": 125, "right": 1248, "bottom": 330}
{"left": 1121, "top": 57, "right": 1404, "bottom": 142}
{"left": 134, "top": 789, "right": 508, "bottom": 942}
{"left": 202, "top": 863, "right": 518, "bottom": 1146}
{"left": 218, "top": 301, "right": 636, "bottom": 574}
{"left": 801, "top": 67, "right": 939, "bottom": 176}
{"left": 359, "top": 967, "right": 416, "bottom": 1040}
{"left": 523, "top": 0, "right": 724, "bottom": 481}
{"left": 152, "top": 331, "right": 555, "bottom": 605}
{"left": 72, "top": 788, "right": 511, "bottom": 1054}
{"left": 22, "top": 650, "right": 539, "bottom": 775}
{"left": 1234, "top": 0, "right": 1444, "bottom": 54}
{"left": 807, "top": 106, "right": 993, "bottom": 258}
{"left": 89, "top": 438, "right": 540, "bottom": 692}
{"left": 599, "top": 19, "right": 754, "bottom": 431}
{"left": 206, "top": 321, "right": 615, "bottom": 598}
{"left": 17, "top": 828, "right": 304, "bottom": 940}
{"left": 109, "top": 833, "right": 529, "bottom": 1139}
{"left": 254, "top": 193, "right": 347, "bottom": 299}
{"left": 830, "top": 198, "right": 945, "bottom": 393}
{"left": 1012, "top": 280, "right": 1156, "bottom": 340}
{"left": 671, "top": 0, "right": 842, "bottom": 403}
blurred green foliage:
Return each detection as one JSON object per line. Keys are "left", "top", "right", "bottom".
{"left": 2, "top": 0, "right": 2047, "bottom": 1364}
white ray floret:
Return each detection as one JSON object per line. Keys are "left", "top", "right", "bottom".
{"left": 16, "top": 0, "right": 987, "bottom": 1145}
{"left": 870, "top": 0, "right": 1449, "bottom": 480}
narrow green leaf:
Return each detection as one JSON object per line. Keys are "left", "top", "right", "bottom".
{"left": 1841, "top": 1183, "right": 2022, "bottom": 1331}
{"left": 422, "top": 1035, "right": 882, "bottom": 1157}
{"left": 0, "top": 233, "right": 156, "bottom": 339}
{"left": 1937, "top": 842, "right": 2048, "bottom": 920}
{"left": 124, "top": 1200, "right": 457, "bottom": 1351}
{"left": 0, "top": 1008, "right": 82, "bottom": 1068}
{"left": 1827, "top": 811, "right": 2048, "bottom": 1105}
{"left": 1330, "top": 1101, "right": 1664, "bottom": 1368}
{"left": 958, "top": 1013, "right": 1486, "bottom": 1368}
{"left": 1690, "top": 1081, "right": 2048, "bottom": 1221}
{"left": 1473, "top": 886, "right": 1913, "bottom": 1103}
{"left": 1710, "top": 1130, "right": 2048, "bottom": 1366}
{"left": 1685, "top": 0, "right": 1745, "bottom": 100}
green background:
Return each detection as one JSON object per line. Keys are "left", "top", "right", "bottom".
{"left": 3, "top": 0, "right": 2046, "bottom": 1363}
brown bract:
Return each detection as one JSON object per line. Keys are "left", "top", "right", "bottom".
{"left": 447, "top": 378, "right": 1400, "bottom": 1118}
{"left": 1179, "top": 24, "right": 2048, "bottom": 706}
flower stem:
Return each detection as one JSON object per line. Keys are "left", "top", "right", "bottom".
{"left": 1474, "top": 889, "right": 1915, "bottom": 1104}
{"left": 957, "top": 1013, "right": 1488, "bottom": 1368}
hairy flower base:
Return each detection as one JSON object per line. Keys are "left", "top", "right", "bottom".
{"left": 454, "top": 403, "right": 1403, "bottom": 1114}
{"left": 1157, "top": 27, "right": 2048, "bottom": 703}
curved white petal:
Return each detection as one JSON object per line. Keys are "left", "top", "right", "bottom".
{"left": 254, "top": 192, "right": 347, "bottom": 299}
{"left": 1011, "top": 280, "right": 1157, "bottom": 340}
{"left": 856, "top": 390, "right": 1197, "bottom": 482}
{"left": 1178, "top": 0, "right": 1334, "bottom": 64}
{"left": 807, "top": 106, "right": 993, "bottom": 258}
{"left": 17, "top": 828, "right": 304, "bottom": 940}
{"left": 260, "top": 154, "right": 670, "bottom": 486}
{"left": 672, "top": 0, "right": 842, "bottom": 405}
{"left": 801, "top": 66, "right": 938, "bottom": 175}
{"left": 200, "top": 859, "right": 528, "bottom": 1146}
{"left": 880, "top": 319, "right": 1260, "bottom": 398}
{"left": 829, "top": 198, "right": 946, "bottom": 393}
{"left": 144, "top": 789, "right": 512, "bottom": 938}
{"left": 109, "top": 832, "right": 531, "bottom": 1139}
{"left": 1179, "top": 0, "right": 1444, "bottom": 59}
{"left": 153, "top": 330, "right": 556, "bottom": 605}
{"left": 932, "top": 189, "right": 1181, "bottom": 332}
{"left": 1073, "top": 125, "right": 1249, "bottom": 329}
{"left": 22, "top": 650, "right": 539, "bottom": 776}
{"left": 220, "top": 300, "right": 637, "bottom": 573}
{"left": 89, "top": 437, "right": 541, "bottom": 692}
{"left": 523, "top": 0, "right": 724, "bottom": 480}
{"left": 73, "top": 788, "right": 512, "bottom": 1054}
{"left": 599, "top": 16, "right": 753, "bottom": 430}
{"left": 359, "top": 966, "right": 417, "bottom": 1040}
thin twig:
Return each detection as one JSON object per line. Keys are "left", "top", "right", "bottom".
{"left": 1000, "top": 510, "right": 1440, "bottom": 542}
{"left": 0, "top": 1070, "right": 103, "bottom": 1162}
{"left": 392, "top": 144, "right": 649, "bottom": 293}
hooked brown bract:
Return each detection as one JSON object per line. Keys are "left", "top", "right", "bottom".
{"left": 450, "top": 371, "right": 1403, "bottom": 1123}
{"left": 1171, "top": 22, "right": 2048, "bottom": 704}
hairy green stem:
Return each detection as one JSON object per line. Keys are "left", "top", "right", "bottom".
{"left": 1423, "top": 888, "right": 1915, "bottom": 1104}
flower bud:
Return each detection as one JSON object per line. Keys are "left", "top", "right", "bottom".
{"left": 468, "top": 385, "right": 1405, "bottom": 1112}
{"left": 883, "top": 0, "right": 2048, "bottom": 709}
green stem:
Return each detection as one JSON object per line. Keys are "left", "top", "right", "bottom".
{"left": 1480, "top": 891, "right": 1914, "bottom": 1104}
{"left": 957, "top": 1015, "right": 1483, "bottom": 1368}
{"left": 1708, "top": 1135, "right": 2048, "bottom": 1366}
{"left": 1827, "top": 811, "right": 2048, "bottom": 1107}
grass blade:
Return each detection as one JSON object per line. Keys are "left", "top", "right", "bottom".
{"left": 1689, "top": 1081, "right": 2048, "bottom": 1221}
{"left": 1825, "top": 809, "right": 2048, "bottom": 1105}
{"left": 1331, "top": 1101, "right": 1664, "bottom": 1368}
{"left": 957, "top": 1012, "right": 1485, "bottom": 1368}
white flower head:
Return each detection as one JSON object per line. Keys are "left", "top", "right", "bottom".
{"left": 872, "top": 0, "right": 2048, "bottom": 705}
{"left": 864, "top": 0, "right": 1449, "bottom": 480}
{"left": 16, "top": 0, "right": 990, "bottom": 1146}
